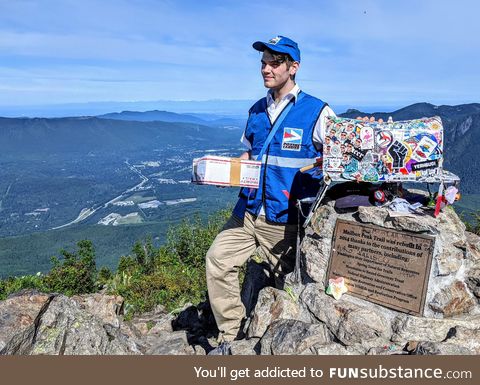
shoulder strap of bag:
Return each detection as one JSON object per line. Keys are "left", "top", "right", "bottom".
{"left": 256, "top": 91, "right": 305, "bottom": 162}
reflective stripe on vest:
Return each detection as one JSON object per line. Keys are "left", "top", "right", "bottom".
{"left": 261, "top": 155, "right": 317, "bottom": 169}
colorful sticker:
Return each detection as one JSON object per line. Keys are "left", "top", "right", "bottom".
{"left": 411, "top": 136, "right": 437, "bottom": 162}
{"left": 376, "top": 130, "right": 392, "bottom": 149}
{"left": 360, "top": 126, "right": 374, "bottom": 150}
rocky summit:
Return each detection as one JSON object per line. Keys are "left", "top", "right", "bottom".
{"left": 1, "top": 195, "right": 479, "bottom": 355}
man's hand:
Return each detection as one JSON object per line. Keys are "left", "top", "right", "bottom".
{"left": 239, "top": 151, "right": 251, "bottom": 160}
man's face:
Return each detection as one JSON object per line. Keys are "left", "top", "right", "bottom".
{"left": 261, "top": 50, "right": 298, "bottom": 90}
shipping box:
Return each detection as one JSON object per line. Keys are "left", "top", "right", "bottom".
{"left": 192, "top": 156, "right": 261, "bottom": 188}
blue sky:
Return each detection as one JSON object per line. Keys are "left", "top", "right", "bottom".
{"left": 0, "top": 0, "right": 478, "bottom": 112}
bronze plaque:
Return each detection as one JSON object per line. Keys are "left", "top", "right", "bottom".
{"left": 326, "top": 219, "right": 435, "bottom": 315}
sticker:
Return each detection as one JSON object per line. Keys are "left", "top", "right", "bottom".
{"left": 411, "top": 159, "right": 439, "bottom": 171}
{"left": 331, "top": 144, "right": 342, "bottom": 157}
{"left": 361, "top": 151, "right": 375, "bottom": 164}
{"left": 363, "top": 167, "right": 379, "bottom": 182}
{"left": 326, "top": 158, "right": 343, "bottom": 172}
{"left": 349, "top": 147, "right": 365, "bottom": 161}
{"left": 376, "top": 130, "right": 392, "bottom": 148}
{"left": 282, "top": 127, "right": 303, "bottom": 151}
{"left": 360, "top": 126, "right": 374, "bottom": 150}
{"left": 388, "top": 140, "right": 408, "bottom": 168}
{"left": 411, "top": 136, "right": 437, "bottom": 162}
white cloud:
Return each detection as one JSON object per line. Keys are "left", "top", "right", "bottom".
{"left": 0, "top": 0, "right": 478, "bottom": 107}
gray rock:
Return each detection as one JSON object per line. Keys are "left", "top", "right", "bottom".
{"left": 247, "top": 287, "right": 303, "bottom": 338}
{"left": 391, "top": 313, "right": 480, "bottom": 342}
{"left": 431, "top": 208, "right": 467, "bottom": 248}
{"left": 367, "top": 344, "right": 408, "bottom": 355}
{"left": 357, "top": 206, "right": 390, "bottom": 228}
{"left": 0, "top": 291, "right": 53, "bottom": 354}
{"left": 429, "top": 280, "right": 476, "bottom": 317}
{"left": 145, "top": 331, "right": 195, "bottom": 355}
{"left": 229, "top": 338, "right": 260, "bottom": 355}
{"left": 310, "top": 203, "right": 338, "bottom": 238}
{"left": 313, "top": 343, "right": 364, "bottom": 355}
{"left": 466, "top": 232, "right": 480, "bottom": 261}
{"left": 30, "top": 295, "right": 140, "bottom": 355}
{"left": 71, "top": 293, "right": 124, "bottom": 328}
{"left": 407, "top": 341, "right": 474, "bottom": 355}
{"left": 130, "top": 305, "right": 174, "bottom": 336}
{"left": 389, "top": 214, "right": 435, "bottom": 233}
{"left": 435, "top": 245, "right": 464, "bottom": 276}
{"left": 467, "top": 264, "right": 480, "bottom": 298}
{"left": 260, "top": 319, "right": 332, "bottom": 355}
{"left": 300, "top": 284, "right": 392, "bottom": 348}
{"left": 444, "top": 325, "right": 480, "bottom": 354}
{"left": 301, "top": 235, "right": 330, "bottom": 284}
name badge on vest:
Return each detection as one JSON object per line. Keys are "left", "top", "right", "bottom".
{"left": 282, "top": 127, "right": 303, "bottom": 151}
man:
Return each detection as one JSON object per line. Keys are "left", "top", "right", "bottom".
{"left": 206, "top": 35, "right": 335, "bottom": 352}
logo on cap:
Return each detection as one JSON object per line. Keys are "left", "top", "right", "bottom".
{"left": 268, "top": 36, "right": 281, "bottom": 45}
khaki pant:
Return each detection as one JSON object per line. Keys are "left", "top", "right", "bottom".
{"left": 206, "top": 212, "right": 297, "bottom": 342}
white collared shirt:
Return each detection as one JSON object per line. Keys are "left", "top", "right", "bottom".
{"left": 241, "top": 84, "right": 336, "bottom": 150}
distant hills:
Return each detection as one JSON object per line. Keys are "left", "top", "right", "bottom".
{"left": 0, "top": 102, "right": 479, "bottom": 192}
{"left": 98, "top": 109, "right": 246, "bottom": 128}
{"left": 99, "top": 110, "right": 206, "bottom": 124}
{"left": 0, "top": 116, "right": 242, "bottom": 158}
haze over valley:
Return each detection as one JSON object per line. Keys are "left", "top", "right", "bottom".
{"left": 1, "top": 102, "right": 479, "bottom": 277}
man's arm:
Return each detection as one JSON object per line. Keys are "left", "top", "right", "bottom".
{"left": 240, "top": 130, "right": 252, "bottom": 160}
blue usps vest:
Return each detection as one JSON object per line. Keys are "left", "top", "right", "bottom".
{"left": 233, "top": 91, "right": 326, "bottom": 224}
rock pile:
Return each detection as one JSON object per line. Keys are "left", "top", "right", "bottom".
{"left": 250, "top": 200, "right": 480, "bottom": 355}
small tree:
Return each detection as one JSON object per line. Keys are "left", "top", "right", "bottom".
{"left": 42, "top": 240, "right": 98, "bottom": 296}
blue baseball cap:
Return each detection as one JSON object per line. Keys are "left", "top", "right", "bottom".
{"left": 252, "top": 35, "right": 301, "bottom": 62}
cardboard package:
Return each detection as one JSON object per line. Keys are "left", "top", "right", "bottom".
{"left": 192, "top": 156, "right": 261, "bottom": 188}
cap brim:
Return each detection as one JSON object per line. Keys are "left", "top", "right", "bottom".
{"left": 252, "top": 41, "right": 293, "bottom": 57}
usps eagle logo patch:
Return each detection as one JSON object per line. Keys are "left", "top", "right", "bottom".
{"left": 282, "top": 127, "right": 303, "bottom": 151}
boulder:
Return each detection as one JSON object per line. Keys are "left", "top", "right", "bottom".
{"left": 247, "top": 286, "right": 304, "bottom": 338}
{"left": 29, "top": 295, "right": 140, "bottom": 355}
{"left": 71, "top": 293, "right": 124, "bottom": 328}
{"left": 260, "top": 319, "right": 332, "bottom": 355}
{"left": 299, "top": 284, "right": 392, "bottom": 348}
{"left": 0, "top": 291, "right": 53, "bottom": 354}
{"left": 145, "top": 331, "right": 195, "bottom": 355}
{"left": 391, "top": 313, "right": 480, "bottom": 342}
{"left": 429, "top": 281, "right": 476, "bottom": 317}
{"left": 467, "top": 264, "right": 480, "bottom": 299}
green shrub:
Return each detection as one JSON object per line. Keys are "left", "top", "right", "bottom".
{"left": 106, "top": 209, "right": 230, "bottom": 315}
{"left": 0, "top": 273, "right": 47, "bottom": 301}
{"left": 42, "top": 240, "right": 98, "bottom": 296}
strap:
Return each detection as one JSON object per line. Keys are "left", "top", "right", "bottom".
{"left": 256, "top": 91, "right": 305, "bottom": 162}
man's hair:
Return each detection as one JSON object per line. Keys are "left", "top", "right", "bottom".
{"left": 264, "top": 48, "right": 296, "bottom": 80}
